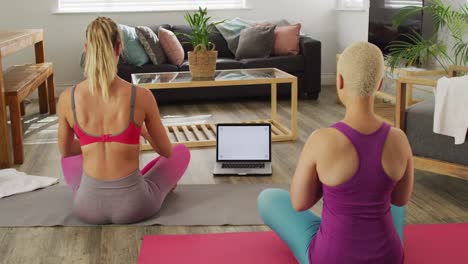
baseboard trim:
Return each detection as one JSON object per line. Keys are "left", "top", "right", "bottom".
{"left": 321, "top": 74, "right": 336, "bottom": 86}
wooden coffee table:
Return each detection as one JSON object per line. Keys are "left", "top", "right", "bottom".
{"left": 132, "top": 68, "right": 298, "bottom": 150}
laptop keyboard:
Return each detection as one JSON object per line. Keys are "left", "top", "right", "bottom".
{"left": 222, "top": 163, "right": 265, "bottom": 169}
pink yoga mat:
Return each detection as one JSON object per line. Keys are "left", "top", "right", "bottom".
{"left": 138, "top": 223, "right": 468, "bottom": 264}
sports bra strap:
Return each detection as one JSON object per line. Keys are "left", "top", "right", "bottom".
{"left": 71, "top": 85, "right": 78, "bottom": 124}
{"left": 71, "top": 84, "right": 137, "bottom": 124}
{"left": 129, "top": 84, "right": 136, "bottom": 123}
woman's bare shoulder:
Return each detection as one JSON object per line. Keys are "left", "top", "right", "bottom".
{"left": 308, "top": 127, "right": 348, "bottom": 144}
{"left": 386, "top": 127, "right": 411, "bottom": 155}
{"left": 57, "top": 86, "right": 75, "bottom": 111}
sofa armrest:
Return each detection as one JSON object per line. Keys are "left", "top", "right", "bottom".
{"left": 299, "top": 36, "right": 321, "bottom": 99}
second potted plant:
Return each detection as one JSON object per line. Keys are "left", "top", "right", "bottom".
{"left": 181, "top": 7, "right": 221, "bottom": 78}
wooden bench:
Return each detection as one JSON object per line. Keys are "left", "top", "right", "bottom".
{"left": 3, "top": 63, "right": 55, "bottom": 164}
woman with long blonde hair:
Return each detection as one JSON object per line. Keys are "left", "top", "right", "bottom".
{"left": 57, "top": 17, "right": 190, "bottom": 224}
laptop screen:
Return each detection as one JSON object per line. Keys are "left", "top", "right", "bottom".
{"left": 217, "top": 124, "right": 271, "bottom": 161}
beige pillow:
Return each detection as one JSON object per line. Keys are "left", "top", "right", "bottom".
{"left": 272, "top": 24, "right": 301, "bottom": 56}
{"left": 158, "top": 28, "right": 184, "bottom": 66}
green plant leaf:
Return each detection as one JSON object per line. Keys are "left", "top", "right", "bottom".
{"left": 181, "top": 6, "right": 220, "bottom": 51}
{"left": 389, "top": 0, "right": 467, "bottom": 71}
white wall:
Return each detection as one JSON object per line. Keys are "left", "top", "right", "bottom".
{"left": 336, "top": 0, "right": 370, "bottom": 53}
{"left": 438, "top": 0, "right": 468, "bottom": 64}
{"left": 0, "top": 0, "right": 339, "bottom": 93}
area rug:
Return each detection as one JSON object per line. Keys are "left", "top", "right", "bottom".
{"left": 0, "top": 183, "right": 286, "bottom": 227}
{"left": 138, "top": 223, "right": 468, "bottom": 264}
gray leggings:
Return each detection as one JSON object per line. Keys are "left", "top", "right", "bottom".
{"left": 72, "top": 144, "right": 190, "bottom": 224}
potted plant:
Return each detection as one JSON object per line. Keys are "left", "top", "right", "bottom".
{"left": 180, "top": 7, "right": 222, "bottom": 78}
{"left": 386, "top": 0, "right": 467, "bottom": 72}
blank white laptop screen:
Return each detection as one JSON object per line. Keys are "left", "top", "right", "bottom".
{"left": 217, "top": 125, "right": 270, "bottom": 161}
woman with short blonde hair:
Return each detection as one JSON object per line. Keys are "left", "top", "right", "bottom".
{"left": 258, "top": 42, "right": 413, "bottom": 264}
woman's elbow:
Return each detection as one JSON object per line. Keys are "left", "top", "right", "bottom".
{"left": 391, "top": 199, "right": 408, "bottom": 207}
{"left": 159, "top": 145, "right": 173, "bottom": 158}
{"left": 391, "top": 195, "right": 410, "bottom": 207}
{"left": 58, "top": 142, "right": 71, "bottom": 157}
{"left": 291, "top": 196, "right": 309, "bottom": 212}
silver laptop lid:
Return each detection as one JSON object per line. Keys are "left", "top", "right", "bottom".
{"left": 216, "top": 124, "right": 271, "bottom": 162}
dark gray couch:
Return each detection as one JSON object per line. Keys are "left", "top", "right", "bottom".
{"left": 406, "top": 99, "right": 468, "bottom": 166}
{"left": 118, "top": 24, "right": 322, "bottom": 103}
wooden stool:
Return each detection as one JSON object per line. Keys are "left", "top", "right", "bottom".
{"left": 3, "top": 63, "right": 55, "bottom": 164}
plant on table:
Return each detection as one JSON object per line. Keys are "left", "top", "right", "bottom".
{"left": 179, "top": 7, "right": 223, "bottom": 78}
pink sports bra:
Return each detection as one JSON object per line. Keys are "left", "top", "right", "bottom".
{"left": 71, "top": 85, "right": 142, "bottom": 146}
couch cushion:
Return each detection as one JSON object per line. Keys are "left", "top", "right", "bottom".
{"left": 135, "top": 26, "right": 167, "bottom": 65}
{"left": 179, "top": 58, "right": 243, "bottom": 71}
{"left": 158, "top": 28, "right": 185, "bottom": 66}
{"left": 118, "top": 24, "right": 150, "bottom": 66}
{"left": 117, "top": 63, "right": 178, "bottom": 82}
{"left": 209, "top": 26, "right": 234, "bottom": 58}
{"left": 235, "top": 25, "right": 276, "bottom": 60}
{"left": 273, "top": 24, "right": 301, "bottom": 56}
{"left": 241, "top": 55, "right": 304, "bottom": 73}
{"left": 147, "top": 24, "right": 171, "bottom": 35}
{"left": 170, "top": 25, "right": 193, "bottom": 60}
{"left": 406, "top": 99, "right": 468, "bottom": 166}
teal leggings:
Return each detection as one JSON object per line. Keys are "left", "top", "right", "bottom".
{"left": 257, "top": 189, "right": 405, "bottom": 264}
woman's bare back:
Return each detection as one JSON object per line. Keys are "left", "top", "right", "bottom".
{"left": 61, "top": 78, "right": 147, "bottom": 180}
{"left": 314, "top": 121, "right": 411, "bottom": 188}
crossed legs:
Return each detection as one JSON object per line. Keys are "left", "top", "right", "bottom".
{"left": 62, "top": 144, "right": 190, "bottom": 197}
{"left": 257, "top": 188, "right": 405, "bottom": 264}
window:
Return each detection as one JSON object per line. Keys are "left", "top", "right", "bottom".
{"left": 336, "top": 0, "right": 366, "bottom": 10}
{"left": 58, "top": 0, "right": 246, "bottom": 13}
{"left": 385, "top": 0, "right": 423, "bottom": 9}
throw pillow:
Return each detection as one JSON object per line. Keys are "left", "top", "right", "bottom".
{"left": 215, "top": 18, "right": 292, "bottom": 55}
{"left": 135, "top": 26, "right": 167, "bottom": 65}
{"left": 272, "top": 23, "right": 302, "bottom": 56}
{"left": 158, "top": 28, "right": 184, "bottom": 66}
{"left": 119, "top": 24, "right": 150, "bottom": 66}
{"left": 235, "top": 25, "right": 276, "bottom": 60}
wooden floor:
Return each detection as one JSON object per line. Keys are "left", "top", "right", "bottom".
{"left": 0, "top": 86, "right": 467, "bottom": 264}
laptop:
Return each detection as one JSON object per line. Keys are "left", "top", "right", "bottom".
{"left": 213, "top": 123, "right": 272, "bottom": 176}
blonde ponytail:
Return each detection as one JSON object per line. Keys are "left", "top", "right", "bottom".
{"left": 84, "top": 17, "right": 122, "bottom": 101}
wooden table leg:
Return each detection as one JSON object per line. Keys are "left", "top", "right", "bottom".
{"left": 0, "top": 54, "right": 12, "bottom": 168}
{"left": 406, "top": 83, "right": 413, "bottom": 106}
{"left": 291, "top": 79, "right": 298, "bottom": 140}
{"left": 7, "top": 96, "right": 24, "bottom": 164}
{"left": 271, "top": 82, "right": 277, "bottom": 121}
{"left": 38, "top": 82, "right": 48, "bottom": 114}
{"left": 47, "top": 73, "right": 56, "bottom": 114}
{"left": 35, "top": 41, "right": 48, "bottom": 114}
{"left": 395, "top": 80, "right": 407, "bottom": 131}
{"left": 20, "top": 102, "right": 26, "bottom": 116}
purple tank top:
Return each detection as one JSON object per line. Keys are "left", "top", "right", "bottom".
{"left": 308, "top": 122, "right": 404, "bottom": 264}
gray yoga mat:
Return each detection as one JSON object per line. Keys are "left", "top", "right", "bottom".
{"left": 0, "top": 183, "right": 287, "bottom": 227}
